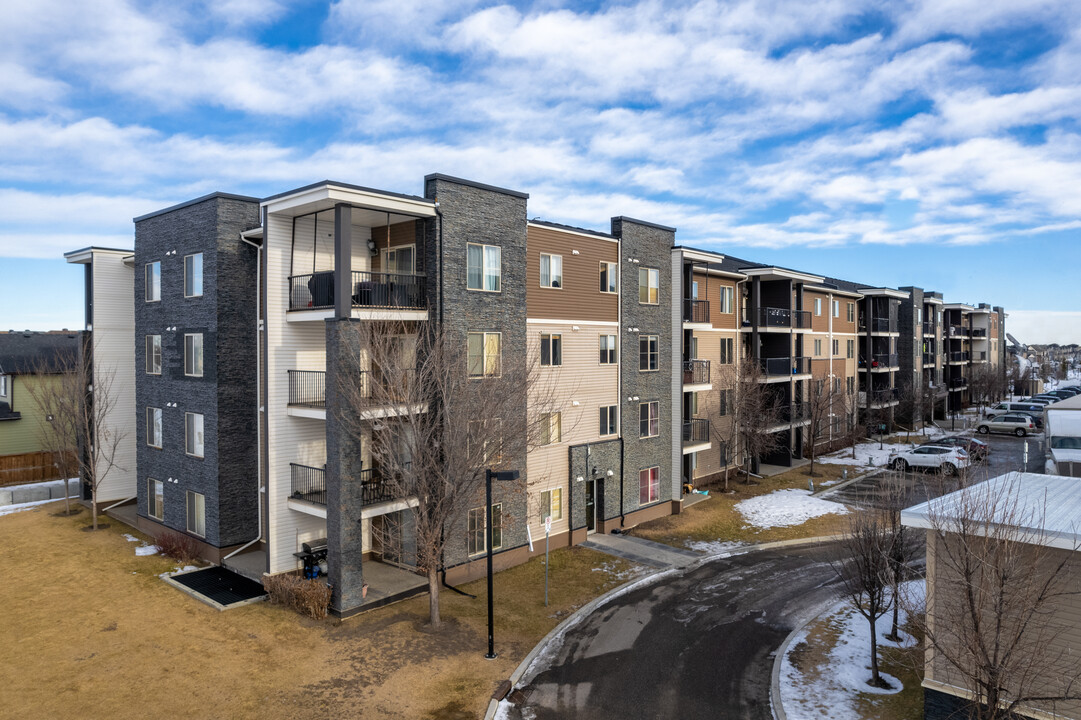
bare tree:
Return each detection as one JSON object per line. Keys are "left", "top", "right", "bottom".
{"left": 804, "top": 376, "right": 840, "bottom": 477}
{"left": 736, "top": 360, "right": 784, "bottom": 479}
{"left": 334, "top": 321, "right": 563, "bottom": 629}
{"left": 710, "top": 362, "right": 740, "bottom": 492}
{"left": 25, "top": 345, "right": 126, "bottom": 529}
{"left": 893, "top": 379, "right": 924, "bottom": 441}
{"left": 25, "top": 352, "right": 81, "bottom": 516}
{"left": 968, "top": 363, "right": 997, "bottom": 417}
{"left": 878, "top": 471, "right": 919, "bottom": 642}
{"left": 906, "top": 474, "right": 1081, "bottom": 719}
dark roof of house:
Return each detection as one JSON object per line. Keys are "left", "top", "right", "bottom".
{"left": 0, "top": 331, "right": 83, "bottom": 375}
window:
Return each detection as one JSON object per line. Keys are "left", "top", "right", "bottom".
{"left": 467, "top": 243, "right": 501, "bottom": 292}
{"left": 720, "top": 337, "right": 734, "bottom": 365}
{"left": 599, "top": 405, "right": 617, "bottom": 436}
{"left": 184, "top": 253, "right": 203, "bottom": 297}
{"left": 185, "top": 412, "right": 204, "bottom": 458}
{"left": 540, "top": 412, "right": 562, "bottom": 445}
{"left": 599, "top": 335, "right": 617, "bottom": 364}
{"left": 146, "top": 407, "right": 162, "bottom": 448}
{"left": 639, "top": 467, "right": 659, "bottom": 504}
{"left": 719, "top": 389, "right": 732, "bottom": 416}
{"left": 847, "top": 376, "right": 855, "bottom": 395}
{"left": 832, "top": 339, "right": 839, "bottom": 356}
{"left": 689, "top": 391, "right": 699, "bottom": 416}
{"left": 145, "top": 262, "right": 161, "bottom": 302}
{"left": 639, "top": 335, "right": 659, "bottom": 371}
{"left": 814, "top": 298, "right": 822, "bottom": 316}
{"left": 600, "top": 261, "right": 617, "bottom": 293}
{"left": 639, "top": 268, "right": 659, "bottom": 304}
{"left": 833, "top": 300, "right": 840, "bottom": 318}
{"left": 847, "top": 339, "right": 854, "bottom": 359}
{"left": 468, "top": 418, "right": 503, "bottom": 465}
{"left": 186, "top": 491, "right": 206, "bottom": 537}
{"left": 145, "top": 335, "right": 161, "bottom": 374}
{"left": 467, "top": 504, "right": 502, "bottom": 555}
{"left": 540, "top": 333, "right": 562, "bottom": 367}
{"left": 467, "top": 332, "right": 502, "bottom": 377}
{"left": 384, "top": 245, "right": 415, "bottom": 275}
{"left": 834, "top": 377, "right": 842, "bottom": 393}
{"left": 540, "top": 489, "right": 563, "bottom": 521}
{"left": 813, "top": 339, "right": 822, "bottom": 356}
{"left": 540, "top": 253, "right": 563, "bottom": 288}
{"left": 719, "top": 286, "right": 734, "bottom": 314}
{"left": 639, "top": 401, "right": 659, "bottom": 438}
{"left": 916, "top": 308, "right": 922, "bottom": 324}
{"left": 184, "top": 334, "right": 203, "bottom": 377}
{"left": 0, "top": 375, "right": 6, "bottom": 397}
{"left": 847, "top": 302, "right": 855, "bottom": 322}
{"left": 149, "top": 478, "right": 163, "bottom": 521}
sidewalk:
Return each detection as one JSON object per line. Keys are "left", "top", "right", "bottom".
{"left": 581, "top": 533, "right": 702, "bottom": 569}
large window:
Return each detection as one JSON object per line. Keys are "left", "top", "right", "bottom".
{"left": 639, "top": 467, "right": 659, "bottom": 504}
{"left": 719, "top": 389, "right": 732, "bottom": 417}
{"left": 847, "top": 302, "right": 855, "bottom": 322}
{"left": 833, "top": 299, "right": 840, "bottom": 318}
{"left": 467, "top": 504, "right": 502, "bottom": 555}
{"left": 813, "top": 339, "right": 822, "bottom": 356}
{"left": 540, "top": 333, "right": 562, "bottom": 367}
{"left": 720, "top": 337, "right": 734, "bottom": 365}
{"left": 639, "top": 401, "right": 659, "bottom": 438}
{"left": 185, "top": 412, "right": 204, "bottom": 458}
{"left": 467, "top": 243, "right": 501, "bottom": 292}
{"left": 599, "top": 334, "right": 617, "bottom": 364}
{"left": 639, "top": 335, "right": 659, "bottom": 371}
{"left": 148, "top": 478, "right": 163, "bottom": 521}
{"left": 719, "top": 286, "right": 734, "bottom": 314}
{"left": 384, "top": 245, "right": 415, "bottom": 275}
{"left": 599, "top": 404, "right": 617, "bottom": 436}
{"left": 639, "top": 268, "right": 659, "bottom": 304}
{"left": 146, "top": 407, "right": 162, "bottom": 448}
{"left": 186, "top": 491, "right": 205, "bottom": 537}
{"left": 814, "top": 298, "right": 822, "bottom": 316}
{"left": 540, "top": 253, "right": 563, "bottom": 288}
{"left": 540, "top": 489, "right": 563, "bottom": 521}
{"left": 847, "top": 339, "right": 854, "bottom": 359}
{"left": 184, "top": 334, "right": 203, "bottom": 377}
{"left": 540, "top": 412, "right": 562, "bottom": 445}
{"left": 145, "top": 335, "right": 161, "bottom": 375}
{"left": 599, "top": 261, "right": 617, "bottom": 293}
{"left": 467, "top": 332, "right": 502, "bottom": 377}
{"left": 0, "top": 375, "right": 7, "bottom": 397}
{"left": 184, "top": 253, "right": 203, "bottom": 297}
{"left": 145, "top": 262, "right": 161, "bottom": 302}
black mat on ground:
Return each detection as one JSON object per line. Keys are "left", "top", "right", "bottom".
{"left": 171, "top": 566, "right": 266, "bottom": 606}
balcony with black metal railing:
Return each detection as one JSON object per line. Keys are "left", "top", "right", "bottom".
{"left": 757, "top": 307, "right": 811, "bottom": 329}
{"left": 861, "top": 388, "right": 900, "bottom": 407}
{"left": 922, "top": 352, "right": 935, "bottom": 366}
{"left": 682, "top": 417, "right": 710, "bottom": 445}
{"left": 948, "top": 351, "right": 969, "bottom": 363}
{"left": 948, "top": 376, "right": 968, "bottom": 391}
{"left": 682, "top": 359, "right": 710, "bottom": 386}
{"left": 971, "top": 328, "right": 988, "bottom": 338}
{"left": 288, "top": 270, "right": 427, "bottom": 312}
{"left": 289, "top": 463, "right": 403, "bottom": 509}
{"left": 286, "top": 369, "right": 412, "bottom": 411}
{"left": 870, "top": 353, "right": 899, "bottom": 369}
{"left": 947, "top": 325, "right": 966, "bottom": 338}
{"left": 922, "top": 321, "right": 935, "bottom": 335}
{"left": 683, "top": 299, "right": 710, "bottom": 324}
{"left": 760, "top": 356, "right": 811, "bottom": 377}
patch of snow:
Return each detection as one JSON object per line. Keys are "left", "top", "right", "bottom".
{"left": 158, "top": 565, "right": 199, "bottom": 579}
{"left": 686, "top": 539, "right": 747, "bottom": 556}
{"left": 590, "top": 561, "right": 646, "bottom": 581}
{"left": 0, "top": 477, "right": 79, "bottom": 494}
{"left": 135, "top": 544, "right": 158, "bottom": 556}
{"left": 818, "top": 442, "right": 900, "bottom": 468}
{"left": 122, "top": 533, "right": 140, "bottom": 542}
{"left": 0, "top": 497, "right": 69, "bottom": 516}
{"left": 734, "top": 489, "right": 848, "bottom": 529}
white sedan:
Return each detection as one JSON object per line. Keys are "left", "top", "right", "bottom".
{"left": 888, "top": 444, "right": 971, "bottom": 476}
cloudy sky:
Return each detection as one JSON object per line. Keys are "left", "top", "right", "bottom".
{"left": 1, "top": 0, "right": 1079, "bottom": 342}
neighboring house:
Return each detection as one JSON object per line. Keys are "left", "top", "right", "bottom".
{"left": 0, "top": 330, "right": 82, "bottom": 483}
{"left": 902, "top": 473, "right": 1081, "bottom": 720}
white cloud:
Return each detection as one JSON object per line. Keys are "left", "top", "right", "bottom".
{"left": 1007, "top": 310, "right": 1081, "bottom": 345}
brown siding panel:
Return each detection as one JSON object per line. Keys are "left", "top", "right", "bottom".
{"left": 807, "top": 291, "right": 829, "bottom": 331}
{"left": 691, "top": 273, "right": 739, "bottom": 330}
{"left": 526, "top": 226, "right": 618, "bottom": 322}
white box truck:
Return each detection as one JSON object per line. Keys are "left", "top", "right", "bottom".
{"left": 1044, "top": 394, "right": 1081, "bottom": 477}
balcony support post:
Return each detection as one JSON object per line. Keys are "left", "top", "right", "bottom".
{"left": 333, "top": 203, "right": 353, "bottom": 319}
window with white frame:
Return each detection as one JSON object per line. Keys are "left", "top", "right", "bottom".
{"left": 813, "top": 338, "right": 822, "bottom": 356}
{"left": 184, "top": 334, "right": 203, "bottom": 377}
{"left": 0, "top": 374, "right": 7, "bottom": 397}
{"left": 847, "top": 302, "right": 855, "bottom": 322}
{"left": 149, "top": 478, "right": 163, "bottom": 520}
{"left": 639, "top": 401, "right": 659, "bottom": 438}
{"left": 540, "top": 412, "right": 562, "bottom": 445}
{"left": 719, "top": 286, "right": 734, "bottom": 313}
{"left": 146, "top": 335, "right": 161, "bottom": 374}
{"left": 467, "top": 332, "right": 501, "bottom": 377}
{"left": 467, "top": 504, "right": 502, "bottom": 555}
{"left": 540, "top": 489, "right": 562, "bottom": 521}
{"left": 833, "top": 299, "right": 840, "bottom": 318}
{"left": 184, "top": 253, "right": 203, "bottom": 297}
{"left": 832, "top": 339, "right": 839, "bottom": 355}
{"left": 847, "top": 376, "right": 855, "bottom": 394}
{"left": 600, "top": 261, "right": 617, "bottom": 293}
{"left": 540, "top": 253, "right": 563, "bottom": 288}
{"left": 146, "top": 407, "right": 162, "bottom": 448}
{"left": 639, "top": 335, "right": 659, "bottom": 371}
{"left": 467, "top": 243, "right": 501, "bottom": 292}
{"left": 639, "top": 467, "right": 659, "bottom": 504}
{"left": 599, "top": 334, "right": 617, "bottom": 364}
{"left": 185, "top": 412, "right": 204, "bottom": 458}
{"left": 719, "top": 389, "right": 732, "bottom": 416}
{"left": 145, "top": 262, "right": 161, "bottom": 302}
{"left": 847, "top": 339, "right": 854, "bottom": 358}
{"left": 639, "top": 268, "right": 659, "bottom": 304}
{"left": 383, "top": 245, "right": 415, "bottom": 275}
{"left": 599, "top": 404, "right": 617, "bottom": 436}
{"left": 540, "top": 333, "right": 562, "bottom": 367}
{"left": 720, "top": 337, "right": 734, "bottom": 365}
{"left": 814, "top": 298, "right": 822, "bottom": 316}
{"left": 186, "top": 491, "right": 206, "bottom": 537}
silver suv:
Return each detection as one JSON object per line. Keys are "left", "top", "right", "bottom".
{"left": 978, "top": 413, "right": 1036, "bottom": 437}
{"left": 889, "top": 444, "right": 971, "bottom": 476}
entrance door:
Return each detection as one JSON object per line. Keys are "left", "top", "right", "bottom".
{"left": 585, "top": 480, "right": 596, "bottom": 533}
{"left": 381, "top": 510, "right": 417, "bottom": 569}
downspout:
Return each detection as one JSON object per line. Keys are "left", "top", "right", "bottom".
{"left": 618, "top": 229, "right": 625, "bottom": 527}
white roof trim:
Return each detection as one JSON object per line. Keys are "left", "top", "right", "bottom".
{"left": 859, "top": 288, "right": 910, "bottom": 299}
{"left": 741, "top": 267, "right": 824, "bottom": 283}
{"left": 263, "top": 183, "right": 437, "bottom": 218}
{"left": 680, "top": 248, "right": 726, "bottom": 264}
{"left": 943, "top": 303, "right": 975, "bottom": 311}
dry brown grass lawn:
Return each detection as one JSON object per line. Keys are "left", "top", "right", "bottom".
{"left": 0, "top": 502, "right": 636, "bottom": 720}
{"left": 632, "top": 463, "right": 860, "bottom": 548}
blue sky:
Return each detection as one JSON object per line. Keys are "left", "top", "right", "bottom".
{"left": 1, "top": 0, "right": 1079, "bottom": 342}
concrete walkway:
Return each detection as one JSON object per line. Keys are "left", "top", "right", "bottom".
{"left": 581, "top": 533, "right": 701, "bottom": 569}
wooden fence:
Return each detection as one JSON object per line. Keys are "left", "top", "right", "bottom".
{"left": 0, "top": 451, "right": 75, "bottom": 486}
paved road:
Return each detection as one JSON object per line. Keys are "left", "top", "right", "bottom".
{"left": 505, "top": 543, "right": 847, "bottom": 720}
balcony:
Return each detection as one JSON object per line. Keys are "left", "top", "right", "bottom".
{"left": 860, "top": 388, "right": 900, "bottom": 407}
{"left": 778, "top": 403, "right": 808, "bottom": 423}
{"left": 682, "top": 417, "right": 710, "bottom": 449}
{"left": 972, "top": 351, "right": 987, "bottom": 362}
{"left": 760, "top": 356, "right": 811, "bottom": 377}
{"left": 682, "top": 359, "right": 710, "bottom": 386}
{"left": 683, "top": 299, "right": 710, "bottom": 324}
{"left": 288, "top": 370, "right": 326, "bottom": 408}
{"left": 870, "top": 353, "right": 898, "bottom": 369}
{"left": 971, "top": 328, "right": 987, "bottom": 338}
{"left": 757, "top": 307, "right": 811, "bottom": 329}
{"left": 289, "top": 463, "right": 400, "bottom": 509}
{"left": 948, "top": 351, "right": 969, "bottom": 364}
{"left": 922, "top": 352, "right": 935, "bottom": 366}
{"left": 948, "top": 377, "right": 968, "bottom": 391}
{"left": 922, "top": 321, "right": 935, "bottom": 336}
{"left": 288, "top": 270, "right": 427, "bottom": 312}
{"left": 947, "top": 325, "right": 966, "bottom": 338}
{"left": 869, "top": 317, "right": 892, "bottom": 333}
{"left": 287, "top": 369, "right": 413, "bottom": 415}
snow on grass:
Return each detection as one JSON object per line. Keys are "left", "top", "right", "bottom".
{"left": 817, "top": 442, "right": 898, "bottom": 468}
{"left": 734, "top": 489, "right": 847, "bottom": 529}
{"left": 779, "top": 582, "right": 925, "bottom": 719}
{"left": 685, "top": 539, "right": 747, "bottom": 556}
{"left": 590, "top": 560, "right": 646, "bottom": 582}
{"left": 0, "top": 497, "right": 67, "bottom": 517}
{"left": 0, "top": 477, "right": 78, "bottom": 494}
{"left": 135, "top": 544, "right": 158, "bottom": 556}
{"left": 123, "top": 533, "right": 140, "bottom": 542}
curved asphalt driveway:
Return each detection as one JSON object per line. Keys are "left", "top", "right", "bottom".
{"left": 507, "top": 542, "right": 845, "bottom": 720}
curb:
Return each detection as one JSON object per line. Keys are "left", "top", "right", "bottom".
{"left": 769, "top": 596, "right": 841, "bottom": 720}
{"left": 484, "top": 533, "right": 845, "bottom": 720}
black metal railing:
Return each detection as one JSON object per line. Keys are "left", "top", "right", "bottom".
{"left": 287, "top": 270, "right": 427, "bottom": 311}
{"left": 760, "top": 356, "right": 810, "bottom": 376}
{"left": 779, "top": 403, "right": 807, "bottom": 423}
{"left": 793, "top": 310, "right": 811, "bottom": 329}
{"left": 971, "top": 328, "right": 987, "bottom": 338}
{"left": 759, "top": 307, "right": 791, "bottom": 327}
{"left": 870, "top": 317, "right": 891, "bottom": 332}
{"left": 682, "top": 418, "right": 710, "bottom": 444}
{"left": 922, "top": 352, "right": 935, "bottom": 365}
{"left": 360, "top": 467, "right": 398, "bottom": 505}
{"left": 947, "top": 325, "right": 965, "bottom": 337}
{"left": 683, "top": 299, "right": 710, "bottom": 323}
{"left": 922, "top": 321, "right": 935, "bottom": 335}
{"left": 864, "top": 388, "right": 900, "bottom": 405}
{"left": 949, "top": 377, "right": 968, "bottom": 389}
{"left": 949, "top": 351, "right": 969, "bottom": 362}
{"left": 288, "top": 370, "right": 326, "bottom": 407}
{"left": 683, "top": 359, "right": 710, "bottom": 385}
{"left": 871, "top": 353, "right": 898, "bottom": 368}
{"left": 290, "top": 463, "right": 326, "bottom": 506}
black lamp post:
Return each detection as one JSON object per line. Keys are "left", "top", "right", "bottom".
{"left": 485, "top": 467, "right": 519, "bottom": 660}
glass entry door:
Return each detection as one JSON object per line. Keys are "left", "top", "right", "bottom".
{"left": 585, "top": 480, "right": 596, "bottom": 533}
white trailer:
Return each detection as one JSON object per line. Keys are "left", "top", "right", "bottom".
{"left": 1045, "top": 394, "right": 1081, "bottom": 477}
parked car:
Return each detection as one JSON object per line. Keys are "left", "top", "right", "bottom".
{"left": 889, "top": 444, "right": 971, "bottom": 476}
{"left": 989, "top": 401, "right": 1046, "bottom": 415}
{"left": 1032, "top": 394, "right": 1061, "bottom": 403}
{"left": 1021, "top": 397, "right": 1054, "bottom": 406}
{"left": 1045, "top": 390, "right": 1078, "bottom": 400}
{"left": 923, "top": 436, "right": 990, "bottom": 460}
{"left": 1053, "top": 387, "right": 1081, "bottom": 396}
{"left": 1010, "top": 411, "right": 1045, "bottom": 430}
{"left": 978, "top": 413, "right": 1037, "bottom": 437}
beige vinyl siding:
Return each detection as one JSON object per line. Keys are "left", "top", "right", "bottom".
{"left": 690, "top": 328, "right": 738, "bottom": 480}
{"left": 90, "top": 251, "right": 137, "bottom": 502}
{"left": 289, "top": 214, "right": 374, "bottom": 276}
{"left": 526, "top": 322, "right": 618, "bottom": 540}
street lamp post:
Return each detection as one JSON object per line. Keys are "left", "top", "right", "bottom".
{"left": 485, "top": 467, "right": 519, "bottom": 660}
